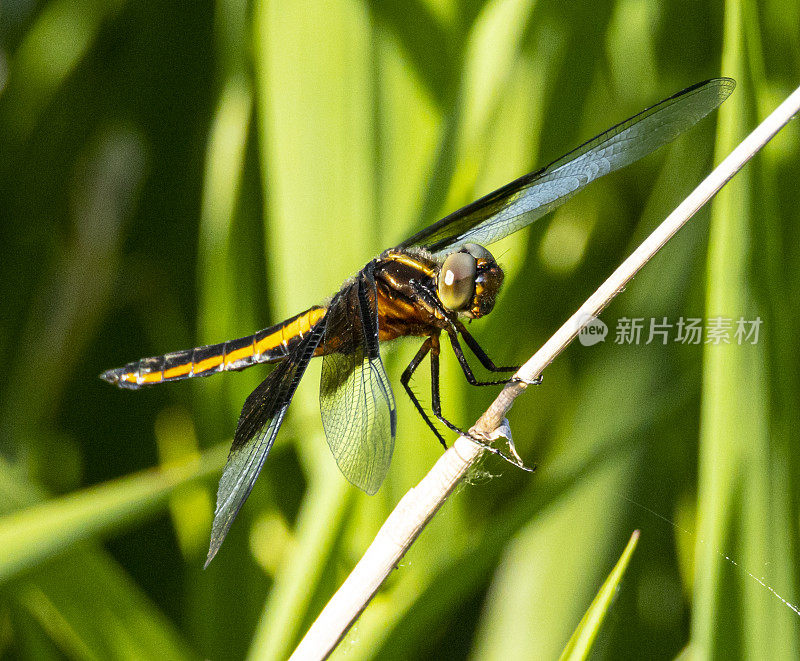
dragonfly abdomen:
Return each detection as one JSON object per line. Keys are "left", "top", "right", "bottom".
{"left": 101, "top": 307, "right": 328, "bottom": 389}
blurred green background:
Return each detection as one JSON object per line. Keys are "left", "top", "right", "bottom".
{"left": 1, "top": 0, "right": 799, "bottom": 658}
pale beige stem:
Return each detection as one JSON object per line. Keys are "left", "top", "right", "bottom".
{"left": 290, "top": 83, "right": 800, "bottom": 661}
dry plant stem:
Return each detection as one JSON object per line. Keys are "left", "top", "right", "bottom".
{"left": 290, "top": 84, "right": 800, "bottom": 661}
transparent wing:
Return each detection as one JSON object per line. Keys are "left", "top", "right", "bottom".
{"left": 205, "top": 318, "right": 325, "bottom": 566}
{"left": 320, "top": 271, "right": 397, "bottom": 495}
{"left": 398, "top": 78, "right": 735, "bottom": 256}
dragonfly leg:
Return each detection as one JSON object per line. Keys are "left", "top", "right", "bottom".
{"left": 401, "top": 336, "right": 449, "bottom": 450}
{"left": 444, "top": 329, "right": 510, "bottom": 387}
{"left": 403, "top": 336, "right": 535, "bottom": 468}
{"left": 407, "top": 279, "right": 527, "bottom": 385}
{"left": 453, "top": 320, "right": 519, "bottom": 372}
{"left": 429, "top": 343, "right": 532, "bottom": 467}
{"left": 428, "top": 334, "right": 470, "bottom": 438}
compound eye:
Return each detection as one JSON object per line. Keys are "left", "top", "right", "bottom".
{"left": 462, "top": 243, "right": 493, "bottom": 261}
{"left": 438, "top": 252, "right": 476, "bottom": 311}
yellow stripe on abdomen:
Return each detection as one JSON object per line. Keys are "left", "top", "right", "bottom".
{"left": 254, "top": 307, "right": 327, "bottom": 354}
{"left": 105, "top": 306, "right": 328, "bottom": 389}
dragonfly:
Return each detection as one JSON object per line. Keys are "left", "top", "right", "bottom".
{"left": 101, "top": 78, "right": 735, "bottom": 565}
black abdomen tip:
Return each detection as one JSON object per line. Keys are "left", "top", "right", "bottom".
{"left": 99, "top": 367, "right": 136, "bottom": 389}
{"left": 99, "top": 368, "right": 119, "bottom": 385}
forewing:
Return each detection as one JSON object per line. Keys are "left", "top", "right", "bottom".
{"left": 398, "top": 78, "right": 735, "bottom": 255}
{"left": 320, "top": 272, "right": 397, "bottom": 495}
{"left": 205, "top": 318, "right": 325, "bottom": 566}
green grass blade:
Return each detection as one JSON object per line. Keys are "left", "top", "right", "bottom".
{"left": 247, "top": 0, "right": 380, "bottom": 657}
{"left": 692, "top": 1, "right": 800, "bottom": 657}
{"left": 10, "top": 549, "right": 199, "bottom": 660}
{"left": 469, "top": 452, "right": 636, "bottom": 661}
{"left": 559, "top": 530, "right": 640, "bottom": 661}
{"left": 0, "top": 457, "right": 200, "bottom": 659}
{"left": 0, "top": 0, "right": 127, "bottom": 141}
{"left": 0, "top": 128, "right": 144, "bottom": 459}
{"left": 0, "top": 444, "right": 227, "bottom": 581}
{"left": 367, "top": 0, "right": 455, "bottom": 105}
{"left": 195, "top": 0, "right": 257, "bottom": 440}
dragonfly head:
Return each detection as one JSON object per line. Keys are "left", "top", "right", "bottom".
{"left": 437, "top": 243, "right": 504, "bottom": 319}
